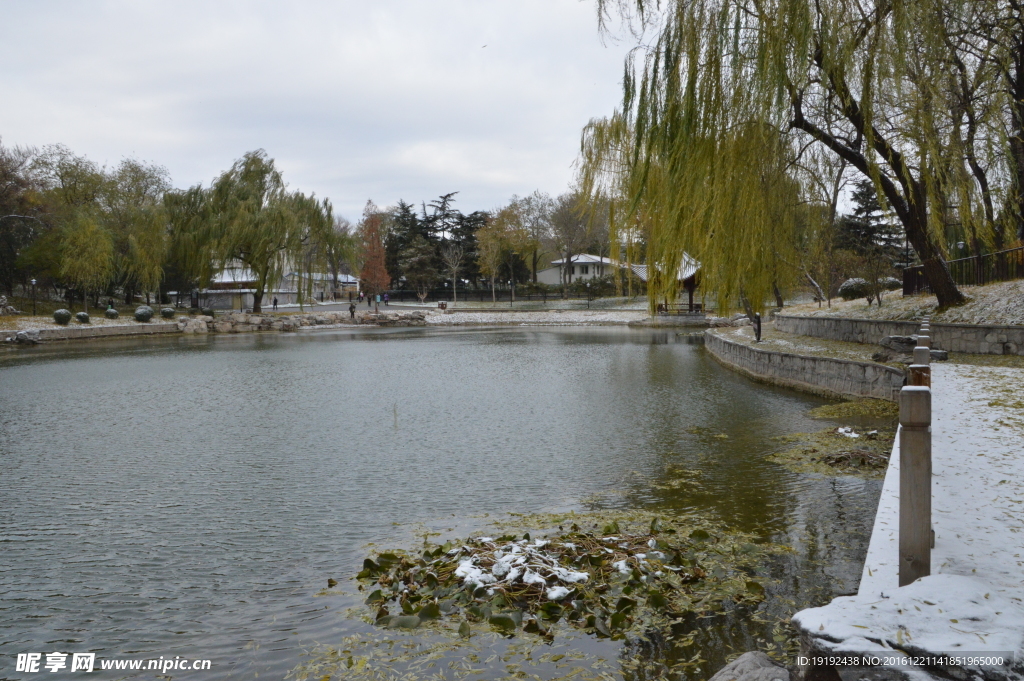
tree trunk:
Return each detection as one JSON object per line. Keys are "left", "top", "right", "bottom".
{"left": 252, "top": 290, "right": 263, "bottom": 313}
{"left": 491, "top": 278, "right": 496, "bottom": 302}
{"left": 452, "top": 275, "right": 457, "bottom": 306}
{"left": 772, "top": 282, "right": 784, "bottom": 309}
{"left": 804, "top": 271, "right": 825, "bottom": 306}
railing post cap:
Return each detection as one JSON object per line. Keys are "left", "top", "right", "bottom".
{"left": 913, "top": 346, "right": 931, "bottom": 364}
{"left": 900, "top": 385, "right": 931, "bottom": 426}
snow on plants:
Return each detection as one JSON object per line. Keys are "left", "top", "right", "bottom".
{"left": 354, "top": 515, "right": 787, "bottom": 640}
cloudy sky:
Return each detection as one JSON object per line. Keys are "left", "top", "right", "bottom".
{"left": 0, "top": 1, "right": 636, "bottom": 221}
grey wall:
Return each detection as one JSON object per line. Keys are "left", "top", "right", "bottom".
{"left": 774, "top": 314, "right": 1024, "bottom": 356}
{"left": 704, "top": 329, "right": 905, "bottom": 401}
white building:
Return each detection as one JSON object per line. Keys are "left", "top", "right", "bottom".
{"left": 196, "top": 266, "right": 358, "bottom": 310}
{"left": 536, "top": 254, "right": 616, "bottom": 286}
{"left": 535, "top": 253, "right": 700, "bottom": 287}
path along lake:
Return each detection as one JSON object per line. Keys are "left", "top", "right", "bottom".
{"left": 0, "top": 326, "right": 882, "bottom": 679}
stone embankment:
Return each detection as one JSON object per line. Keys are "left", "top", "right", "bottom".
{"left": 775, "top": 313, "right": 1024, "bottom": 356}
{"left": 7, "top": 322, "right": 179, "bottom": 344}
{"left": 177, "top": 310, "right": 427, "bottom": 333}
{"left": 704, "top": 327, "right": 905, "bottom": 401}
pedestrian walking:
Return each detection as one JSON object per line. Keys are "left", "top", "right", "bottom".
{"left": 383, "top": 293, "right": 389, "bottom": 306}
{"left": 367, "top": 294, "right": 372, "bottom": 308}
{"left": 272, "top": 296, "right": 278, "bottom": 311}
{"left": 348, "top": 302, "right": 356, "bottom": 319}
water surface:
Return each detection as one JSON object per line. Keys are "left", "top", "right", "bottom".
{"left": 0, "top": 326, "right": 880, "bottom": 678}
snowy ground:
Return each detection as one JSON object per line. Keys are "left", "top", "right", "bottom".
{"left": 786, "top": 280, "right": 1024, "bottom": 326}
{"left": 424, "top": 309, "right": 649, "bottom": 325}
{"left": 794, "top": 362, "right": 1024, "bottom": 676}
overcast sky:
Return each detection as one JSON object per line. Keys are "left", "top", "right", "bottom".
{"left": 0, "top": 1, "right": 635, "bottom": 221}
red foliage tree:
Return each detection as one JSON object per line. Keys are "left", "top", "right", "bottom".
{"left": 358, "top": 200, "right": 390, "bottom": 296}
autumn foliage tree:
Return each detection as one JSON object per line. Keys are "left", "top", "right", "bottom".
{"left": 358, "top": 201, "right": 390, "bottom": 297}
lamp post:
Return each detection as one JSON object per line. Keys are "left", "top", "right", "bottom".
{"left": 31, "top": 278, "right": 36, "bottom": 316}
{"left": 586, "top": 280, "right": 591, "bottom": 309}
{"left": 508, "top": 280, "right": 513, "bottom": 308}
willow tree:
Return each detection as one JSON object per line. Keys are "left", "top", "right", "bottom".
{"left": 103, "top": 159, "right": 171, "bottom": 304}
{"left": 205, "top": 150, "right": 332, "bottom": 313}
{"left": 593, "top": 0, "right": 974, "bottom": 308}
{"left": 60, "top": 210, "right": 114, "bottom": 311}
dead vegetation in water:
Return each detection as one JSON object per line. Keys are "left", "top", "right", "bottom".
{"left": 292, "top": 511, "right": 796, "bottom": 681}
{"left": 768, "top": 426, "right": 894, "bottom": 477}
{"left": 808, "top": 398, "right": 898, "bottom": 422}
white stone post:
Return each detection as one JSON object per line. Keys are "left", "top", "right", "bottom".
{"left": 899, "top": 385, "right": 932, "bottom": 586}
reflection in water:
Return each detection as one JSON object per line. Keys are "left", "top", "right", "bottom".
{"left": 0, "top": 327, "right": 880, "bottom": 679}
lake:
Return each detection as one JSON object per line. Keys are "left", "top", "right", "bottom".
{"left": 0, "top": 326, "right": 881, "bottom": 678}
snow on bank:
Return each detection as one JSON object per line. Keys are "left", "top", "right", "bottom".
{"left": 424, "top": 310, "right": 647, "bottom": 325}
{"left": 786, "top": 280, "right": 1024, "bottom": 326}
{"left": 795, "top": 362, "right": 1024, "bottom": 675}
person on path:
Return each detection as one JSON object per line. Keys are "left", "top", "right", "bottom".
{"left": 367, "top": 294, "right": 372, "bottom": 308}
{"left": 375, "top": 293, "right": 380, "bottom": 313}
{"left": 272, "top": 296, "right": 278, "bottom": 311}
{"left": 383, "top": 293, "right": 389, "bottom": 306}
{"left": 348, "top": 302, "right": 356, "bottom": 319}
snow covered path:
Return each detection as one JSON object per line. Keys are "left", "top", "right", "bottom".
{"left": 858, "top": 362, "right": 1024, "bottom": 599}
{"left": 794, "top": 362, "right": 1024, "bottom": 678}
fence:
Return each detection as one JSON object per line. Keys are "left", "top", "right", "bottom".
{"left": 380, "top": 289, "right": 594, "bottom": 304}
{"left": 656, "top": 303, "right": 716, "bottom": 316}
{"left": 903, "top": 245, "right": 1024, "bottom": 294}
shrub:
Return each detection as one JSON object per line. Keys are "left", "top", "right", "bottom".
{"left": 838, "top": 278, "right": 871, "bottom": 301}
{"left": 160, "top": 307, "right": 175, "bottom": 319}
{"left": 53, "top": 309, "right": 72, "bottom": 325}
{"left": 188, "top": 307, "right": 201, "bottom": 315}
{"left": 105, "top": 308, "right": 119, "bottom": 319}
{"left": 568, "top": 274, "right": 617, "bottom": 298}
{"left": 880, "top": 276, "right": 902, "bottom": 291}
{"left": 201, "top": 308, "right": 214, "bottom": 316}
{"left": 134, "top": 305, "right": 154, "bottom": 322}
{"left": 75, "top": 311, "right": 90, "bottom": 324}
{"left": 515, "top": 281, "right": 556, "bottom": 296}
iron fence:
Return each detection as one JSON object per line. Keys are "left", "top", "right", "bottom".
{"left": 902, "top": 245, "right": 1024, "bottom": 295}
{"left": 381, "top": 289, "right": 594, "bottom": 304}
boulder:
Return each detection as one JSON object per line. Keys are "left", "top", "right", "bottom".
{"left": 708, "top": 652, "right": 789, "bottom": 681}
{"left": 879, "top": 335, "right": 917, "bottom": 353}
{"left": 930, "top": 348, "right": 949, "bottom": 361}
{"left": 0, "top": 295, "right": 20, "bottom": 315}
{"left": 14, "top": 330, "right": 40, "bottom": 344}
{"left": 178, "top": 319, "right": 208, "bottom": 334}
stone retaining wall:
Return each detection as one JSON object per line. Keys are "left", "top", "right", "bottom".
{"left": 774, "top": 313, "right": 1024, "bottom": 356}
{"left": 704, "top": 329, "right": 905, "bottom": 400}
{"left": 30, "top": 322, "right": 180, "bottom": 341}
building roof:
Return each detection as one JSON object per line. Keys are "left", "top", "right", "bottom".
{"left": 549, "top": 254, "right": 615, "bottom": 266}
{"left": 550, "top": 253, "right": 700, "bottom": 282}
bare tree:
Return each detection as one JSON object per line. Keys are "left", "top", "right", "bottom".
{"left": 440, "top": 242, "right": 464, "bottom": 306}
{"left": 547, "top": 192, "right": 594, "bottom": 298}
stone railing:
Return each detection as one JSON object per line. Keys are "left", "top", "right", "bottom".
{"left": 704, "top": 329, "right": 905, "bottom": 401}
{"left": 774, "top": 313, "right": 1024, "bottom": 356}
